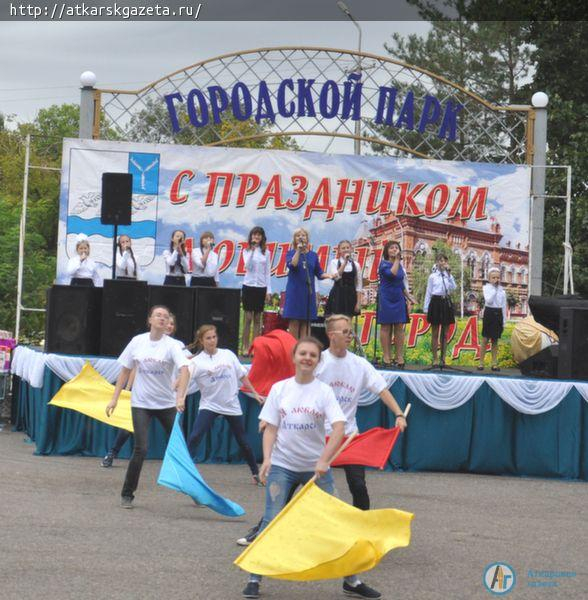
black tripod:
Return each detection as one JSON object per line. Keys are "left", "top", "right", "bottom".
{"left": 302, "top": 252, "right": 312, "bottom": 338}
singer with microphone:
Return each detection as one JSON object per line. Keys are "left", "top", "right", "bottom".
{"left": 377, "top": 241, "right": 415, "bottom": 368}
{"left": 66, "top": 233, "right": 102, "bottom": 286}
{"left": 478, "top": 267, "right": 507, "bottom": 372}
{"left": 115, "top": 234, "right": 140, "bottom": 279}
{"left": 241, "top": 226, "right": 272, "bottom": 356}
{"left": 163, "top": 229, "right": 189, "bottom": 286}
{"left": 324, "top": 239, "right": 362, "bottom": 318}
{"left": 424, "top": 253, "right": 456, "bottom": 367}
{"left": 283, "top": 228, "right": 332, "bottom": 339}
{"left": 191, "top": 231, "right": 219, "bottom": 287}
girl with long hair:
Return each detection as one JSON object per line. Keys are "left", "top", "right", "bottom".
{"left": 163, "top": 229, "right": 189, "bottom": 286}
{"left": 191, "top": 230, "right": 219, "bottom": 287}
{"left": 325, "top": 239, "right": 362, "bottom": 318}
{"left": 115, "top": 234, "right": 139, "bottom": 279}
{"left": 241, "top": 226, "right": 272, "bottom": 356}
{"left": 184, "top": 324, "right": 263, "bottom": 485}
{"left": 377, "top": 241, "right": 415, "bottom": 368}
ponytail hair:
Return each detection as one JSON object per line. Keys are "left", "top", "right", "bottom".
{"left": 186, "top": 324, "right": 217, "bottom": 352}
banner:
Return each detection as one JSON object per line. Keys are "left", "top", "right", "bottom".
{"left": 57, "top": 137, "right": 530, "bottom": 292}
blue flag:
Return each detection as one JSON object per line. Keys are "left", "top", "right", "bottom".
{"left": 158, "top": 414, "right": 245, "bottom": 517}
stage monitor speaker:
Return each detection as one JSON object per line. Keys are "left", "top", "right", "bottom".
{"left": 558, "top": 307, "right": 588, "bottom": 380}
{"left": 101, "top": 172, "right": 132, "bottom": 226}
{"left": 310, "top": 317, "right": 329, "bottom": 349}
{"left": 148, "top": 285, "right": 195, "bottom": 346}
{"left": 519, "top": 345, "right": 559, "bottom": 379}
{"left": 100, "top": 279, "right": 149, "bottom": 357}
{"left": 45, "top": 285, "right": 102, "bottom": 355}
{"left": 529, "top": 295, "right": 588, "bottom": 335}
{"left": 194, "top": 287, "right": 241, "bottom": 355}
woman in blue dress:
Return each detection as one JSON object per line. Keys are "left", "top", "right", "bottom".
{"left": 282, "top": 228, "right": 332, "bottom": 339}
{"left": 377, "top": 241, "right": 415, "bottom": 368}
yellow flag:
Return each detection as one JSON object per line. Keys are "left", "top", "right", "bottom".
{"left": 49, "top": 362, "right": 133, "bottom": 432}
{"left": 234, "top": 479, "right": 413, "bottom": 580}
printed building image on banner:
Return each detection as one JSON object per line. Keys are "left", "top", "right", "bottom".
{"left": 57, "top": 138, "right": 531, "bottom": 326}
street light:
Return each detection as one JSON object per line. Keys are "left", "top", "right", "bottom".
{"left": 336, "top": 0, "right": 362, "bottom": 155}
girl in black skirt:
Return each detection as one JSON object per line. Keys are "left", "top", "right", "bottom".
{"left": 325, "top": 240, "right": 362, "bottom": 318}
{"left": 163, "top": 229, "right": 189, "bottom": 286}
{"left": 241, "top": 226, "right": 272, "bottom": 356}
{"left": 479, "top": 267, "right": 507, "bottom": 372}
{"left": 424, "top": 254, "right": 456, "bottom": 367}
{"left": 191, "top": 230, "right": 219, "bottom": 287}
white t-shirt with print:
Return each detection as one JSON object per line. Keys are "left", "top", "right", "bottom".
{"left": 260, "top": 376, "right": 346, "bottom": 472}
{"left": 188, "top": 348, "right": 247, "bottom": 415}
{"left": 118, "top": 333, "right": 190, "bottom": 409}
{"left": 315, "top": 349, "right": 387, "bottom": 434}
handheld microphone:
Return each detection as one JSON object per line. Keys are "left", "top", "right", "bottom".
{"left": 210, "top": 242, "right": 215, "bottom": 250}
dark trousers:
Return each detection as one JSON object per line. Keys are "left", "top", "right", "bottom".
{"left": 187, "top": 409, "right": 258, "bottom": 476}
{"left": 343, "top": 464, "right": 370, "bottom": 510}
{"left": 121, "top": 406, "right": 176, "bottom": 499}
{"left": 110, "top": 429, "right": 132, "bottom": 456}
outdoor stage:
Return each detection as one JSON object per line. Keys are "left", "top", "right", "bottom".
{"left": 10, "top": 346, "right": 588, "bottom": 481}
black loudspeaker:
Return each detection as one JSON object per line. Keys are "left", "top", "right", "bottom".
{"left": 310, "top": 317, "right": 329, "bottom": 349}
{"left": 519, "top": 345, "right": 559, "bottom": 379}
{"left": 529, "top": 295, "right": 588, "bottom": 335}
{"left": 148, "top": 285, "right": 195, "bottom": 346}
{"left": 194, "top": 287, "right": 241, "bottom": 355}
{"left": 45, "top": 285, "right": 102, "bottom": 355}
{"left": 101, "top": 173, "right": 132, "bottom": 225}
{"left": 558, "top": 308, "right": 588, "bottom": 380}
{"left": 100, "top": 280, "right": 149, "bottom": 357}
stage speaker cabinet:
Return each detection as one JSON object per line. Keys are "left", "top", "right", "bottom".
{"left": 100, "top": 279, "right": 149, "bottom": 357}
{"left": 519, "top": 345, "right": 559, "bottom": 379}
{"left": 310, "top": 316, "right": 329, "bottom": 349}
{"left": 101, "top": 172, "right": 132, "bottom": 226}
{"left": 148, "top": 285, "right": 195, "bottom": 346}
{"left": 45, "top": 285, "right": 102, "bottom": 355}
{"left": 558, "top": 307, "right": 588, "bottom": 380}
{"left": 194, "top": 287, "right": 241, "bottom": 355}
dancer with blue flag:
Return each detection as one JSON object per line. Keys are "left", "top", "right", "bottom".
{"left": 158, "top": 413, "right": 245, "bottom": 517}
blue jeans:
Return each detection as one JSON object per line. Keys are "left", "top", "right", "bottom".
{"left": 249, "top": 465, "right": 358, "bottom": 585}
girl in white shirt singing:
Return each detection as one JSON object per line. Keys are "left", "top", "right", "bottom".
{"left": 241, "top": 226, "right": 272, "bottom": 356}
{"left": 479, "top": 267, "right": 507, "bottom": 372}
{"left": 115, "top": 234, "right": 140, "bottom": 279}
{"left": 325, "top": 239, "right": 362, "bottom": 318}
{"left": 163, "top": 229, "right": 189, "bottom": 286}
{"left": 191, "top": 230, "right": 219, "bottom": 287}
{"left": 242, "top": 336, "right": 348, "bottom": 600}
{"left": 66, "top": 233, "right": 102, "bottom": 287}
{"left": 423, "top": 254, "right": 457, "bottom": 367}
{"left": 184, "top": 324, "right": 263, "bottom": 484}
{"left": 106, "top": 305, "right": 190, "bottom": 509}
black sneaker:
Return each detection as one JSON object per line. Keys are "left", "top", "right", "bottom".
{"left": 120, "top": 496, "right": 134, "bottom": 509}
{"left": 242, "top": 581, "right": 260, "bottom": 598}
{"left": 101, "top": 453, "right": 114, "bottom": 468}
{"left": 237, "top": 520, "right": 262, "bottom": 546}
{"left": 343, "top": 581, "right": 382, "bottom": 599}
{"left": 252, "top": 474, "right": 265, "bottom": 487}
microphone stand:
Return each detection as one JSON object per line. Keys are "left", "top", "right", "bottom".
{"left": 302, "top": 250, "right": 312, "bottom": 337}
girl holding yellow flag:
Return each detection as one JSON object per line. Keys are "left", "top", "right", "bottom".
{"left": 242, "top": 336, "right": 380, "bottom": 599}
{"left": 106, "top": 305, "right": 190, "bottom": 509}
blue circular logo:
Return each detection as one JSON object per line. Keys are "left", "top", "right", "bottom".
{"left": 483, "top": 562, "right": 516, "bottom": 595}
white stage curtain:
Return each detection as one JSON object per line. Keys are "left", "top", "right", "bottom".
{"left": 11, "top": 346, "right": 588, "bottom": 414}
{"left": 486, "top": 377, "right": 577, "bottom": 415}
{"left": 400, "top": 372, "right": 484, "bottom": 411}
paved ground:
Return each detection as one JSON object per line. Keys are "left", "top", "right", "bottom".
{"left": 1, "top": 427, "right": 586, "bottom": 600}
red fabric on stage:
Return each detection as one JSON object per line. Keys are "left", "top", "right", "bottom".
{"left": 331, "top": 427, "right": 401, "bottom": 470}
{"left": 243, "top": 329, "right": 296, "bottom": 397}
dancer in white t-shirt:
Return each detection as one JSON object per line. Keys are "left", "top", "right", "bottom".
{"left": 316, "top": 314, "right": 407, "bottom": 512}
{"left": 242, "top": 336, "right": 348, "bottom": 600}
{"left": 106, "top": 305, "right": 190, "bottom": 508}
{"left": 182, "top": 325, "right": 264, "bottom": 484}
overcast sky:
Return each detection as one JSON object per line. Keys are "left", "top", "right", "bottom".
{"left": 0, "top": 21, "right": 430, "bottom": 124}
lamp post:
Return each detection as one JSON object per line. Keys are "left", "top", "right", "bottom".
{"left": 336, "top": 0, "right": 362, "bottom": 156}
{"left": 79, "top": 70, "right": 97, "bottom": 139}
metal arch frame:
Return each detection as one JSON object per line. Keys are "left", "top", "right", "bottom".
{"left": 92, "top": 46, "right": 535, "bottom": 164}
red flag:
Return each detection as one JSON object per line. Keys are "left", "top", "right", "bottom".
{"left": 331, "top": 427, "right": 401, "bottom": 470}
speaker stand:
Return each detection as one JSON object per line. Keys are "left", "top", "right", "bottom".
{"left": 111, "top": 224, "right": 118, "bottom": 280}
